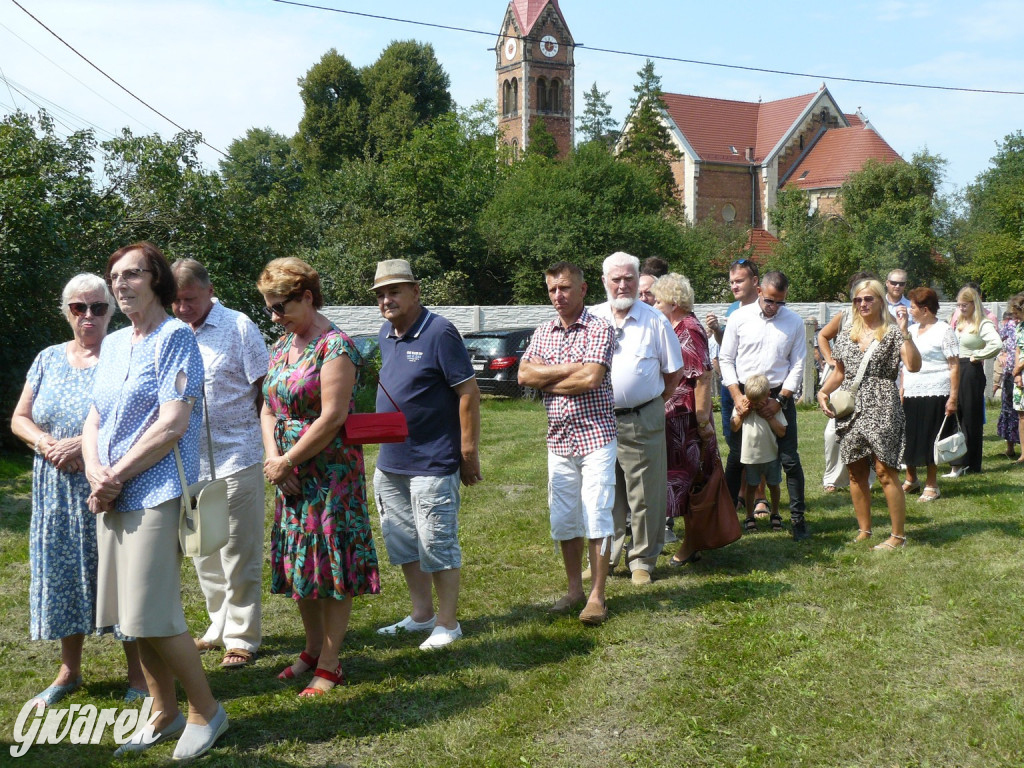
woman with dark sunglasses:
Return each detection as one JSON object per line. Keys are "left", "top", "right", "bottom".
{"left": 11, "top": 273, "right": 148, "bottom": 709}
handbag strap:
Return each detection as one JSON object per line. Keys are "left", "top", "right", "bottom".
{"left": 202, "top": 388, "right": 217, "bottom": 481}
{"left": 375, "top": 378, "right": 402, "bottom": 413}
{"left": 849, "top": 339, "right": 880, "bottom": 395}
{"left": 173, "top": 445, "right": 193, "bottom": 517}
{"left": 937, "top": 412, "right": 962, "bottom": 436}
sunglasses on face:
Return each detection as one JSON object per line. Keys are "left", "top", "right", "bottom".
{"left": 262, "top": 294, "right": 301, "bottom": 318}
{"left": 853, "top": 296, "right": 876, "bottom": 306}
{"left": 761, "top": 297, "right": 786, "bottom": 307}
{"left": 106, "top": 268, "right": 153, "bottom": 285}
{"left": 68, "top": 302, "right": 110, "bottom": 317}
{"left": 888, "top": 280, "right": 906, "bottom": 287}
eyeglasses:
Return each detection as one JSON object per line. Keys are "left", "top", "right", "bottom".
{"left": 887, "top": 280, "right": 906, "bottom": 287}
{"left": 263, "top": 294, "right": 301, "bottom": 318}
{"left": 107, "top": 268, "right": 152, "bottom": 285}
{"left": 853, "top": 296, "right": 876, "bottom": 306}
{"left": 613, "top": 326, "right": 624, "bottom": 351}
{"left": 956, "top": 302, "right": 972, "bottom": 310}
{"left": 760, "top": 297, "right": 786, "bottom": 307}
{"left": 68, "top": 302, "right": 110, "bottom": 317}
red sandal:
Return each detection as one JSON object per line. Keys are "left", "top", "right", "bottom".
{"left": 299, "top": 665, "right": 344, "bottom": 697}
{"left": 277, "top": 651, "right": 319, "bottom": 680}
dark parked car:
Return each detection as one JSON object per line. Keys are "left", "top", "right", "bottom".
{"left": 461, "top": 328, "right": 536, "bottom": 398}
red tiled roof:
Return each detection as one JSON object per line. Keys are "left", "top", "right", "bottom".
{"left": 744, "top": 228, "right": 780, "bottom": 259}
{"left": 784, "top": 126, "right": 902, "bottom": 190}
{"left": 509, "top": 0, "right": 562, "bottom": 34}
{"left": 659, "top": 91, "right": 818, "bottom": 164}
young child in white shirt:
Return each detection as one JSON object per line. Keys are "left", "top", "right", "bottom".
{"left": 731, "top": 374, "right": 788, "bottom": 532}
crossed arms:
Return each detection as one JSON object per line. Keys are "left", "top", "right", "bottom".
{"left": 518, "top": 357, "right": 608, "bottom": 395}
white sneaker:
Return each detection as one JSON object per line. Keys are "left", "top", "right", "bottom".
{"left": 377, "top": 614, "right": 437, "bottom": 635}
{"left": 419, "top": 623, "right": 462, "bottom": 650}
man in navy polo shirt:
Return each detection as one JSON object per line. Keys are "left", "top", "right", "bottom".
{"left": 372, "top": 259, "right": 482, "bottom": 650}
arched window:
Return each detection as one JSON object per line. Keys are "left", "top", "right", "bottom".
{"left": 510, "top": 138, "right": 519, "bottom": 160}
{"left": 549, "top": 79, "right": 561, "bottom": 114}
{"left": 536, "top": 77, "right": 549, "bottom": 112}
{"left": 502, "top": 79, "right": 515, "bottom": 116}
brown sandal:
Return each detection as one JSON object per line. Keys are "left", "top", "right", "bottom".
{"left": 220, "top": 648, "right": 254, "bottom": 669}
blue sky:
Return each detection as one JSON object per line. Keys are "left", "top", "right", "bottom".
{"left": 2, "top": 0, "right": 1022, "bottom": 193}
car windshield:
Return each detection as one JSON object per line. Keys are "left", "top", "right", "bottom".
{"left": 463, "top": 337, "right": 505, "bottom": 356}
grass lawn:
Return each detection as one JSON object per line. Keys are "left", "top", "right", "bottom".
{"left": 1, "top": 401, "right": 1023, "bottom": 767}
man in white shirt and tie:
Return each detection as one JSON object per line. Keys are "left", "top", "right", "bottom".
{"left": 719, "top": 270, "right": 810, "bottom": 541}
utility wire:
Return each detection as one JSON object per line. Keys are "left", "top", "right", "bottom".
{"left": 0, "top": 20, "right": 157, "bottom": 133}
{"left": 0, "top": 72, "right": 119, "bottom": 139}
{"left": 271, "top": 0, "right": 1024, "bottom": 97}
{"left": 9, "top": 0, "right": 228, "bottom": 156}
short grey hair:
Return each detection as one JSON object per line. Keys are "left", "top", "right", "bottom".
{"left": 61, "top": 273, "right": 115, "bottom": 321}
{"left": 171, "top": 258, "right": 211, "bottom": 288}
{"left": 651, "top": 272, "right": 694, "bottom": 313}
{"left": 603, "top": 251, "right": 640, "bottom": 277}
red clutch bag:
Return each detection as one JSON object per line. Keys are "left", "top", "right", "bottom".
{"left": 341, "top": 380, "right": 409, "bottom": 445}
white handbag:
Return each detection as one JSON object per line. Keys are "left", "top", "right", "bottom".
{"left": 175, "top": 396, "right": 229, "bottom": 558}
{"left": 828, "top": 340, "right": 879, "bottom": 419}
{"left": 933, "top": 414, "right": 968, "bottom": 466}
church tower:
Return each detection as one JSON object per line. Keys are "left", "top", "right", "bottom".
{"left": 495, "top": 0, "right": 575, "bottom": 159}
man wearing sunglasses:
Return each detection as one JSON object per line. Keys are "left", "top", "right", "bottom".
{"left": 719, "top": 271, "right": 810, "bottom": 540}
{"left": 885, "top": 270, "right": 912, "bottom": 320}
{"left": 171, "top": 259, "right": 269, "bottom": 670}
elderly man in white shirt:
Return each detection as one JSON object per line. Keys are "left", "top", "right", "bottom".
{"left": 592, "top": 252, "right": 683, "bottom": 585}
{"left": 172, "top": 259, "right": 270, "bottom": 668}
{"left": 719, "top": 270, "right": 810, "bottom": 541}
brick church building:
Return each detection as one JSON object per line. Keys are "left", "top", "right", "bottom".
{"left": 495, "top": 0, "right": 574, "bottom": 159}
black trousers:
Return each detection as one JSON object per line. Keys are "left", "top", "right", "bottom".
{"left": 957, "top": 359, "right": 987, "bottom": 472}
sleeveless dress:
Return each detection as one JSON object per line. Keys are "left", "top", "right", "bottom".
{"left": 25, "top": 343, "right": 98, "bottom": 640}
{"left": 833, "top": 324, "right": 905, "bottom": 468}
{"left": 263, "top": 327, "right": 380, "bottom": 600}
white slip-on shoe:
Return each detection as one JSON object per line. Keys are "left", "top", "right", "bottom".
{"left": 377, "top": 614, "right": 437, "bottom": 635}
{"left": 113, "top": 712, "right": 186, "bottom": 756}
{"left": 419, "top": 623, "right": 462, "bottom": 650}
{"left": 172, "top": 704, "right": 228, "bottom": 761}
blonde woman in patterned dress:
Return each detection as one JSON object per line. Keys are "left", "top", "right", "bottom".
{"left": 817, "top": 279, "right": 921, "bottom": 550}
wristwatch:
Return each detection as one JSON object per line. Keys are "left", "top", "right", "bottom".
{"left": 775, "top": 394, "right": 790, "bottom": 409}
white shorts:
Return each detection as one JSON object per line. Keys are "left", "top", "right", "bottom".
{"left": 547, "top": 440, "right": 617, "bottom": 541}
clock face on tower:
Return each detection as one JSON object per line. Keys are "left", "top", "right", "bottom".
{"left": 540, "top": 35, "right": 559, "bottom": 58}
{"left": 504, "top": 37, "right": 517, "bottom": 60}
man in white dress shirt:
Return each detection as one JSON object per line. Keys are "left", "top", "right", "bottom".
{"left": 885, "top": 269, "right": 912, "bottom": 318}
{"left": 172, "top": 259, "right": 270, "bottom": 667}
{"left": 592, "top": 252, "right": 683, "bottom": 584}
{"left": 719, "top": 270, "right": 810, "bottom": 541}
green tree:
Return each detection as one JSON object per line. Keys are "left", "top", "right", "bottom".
{"left": 220, "top": 127, "right": 303, "bottom": 198}
{"left": 362, "top": 40, "right": 453, "bottom": 158}
{"left": 527, "top": 116, "right": 559, "bottom": 160}
{"left": 294, "top": 49, "right": 366, "bottom": 173}
{"left": 0, "top": 112, "right": 113, "bottom": 436}
{"left": 480, "top": 142, "right": 715, "bottom": 303}
{"left": 617, "top": 60, "right": 680, "bottom": 202}
{"left": 949, "top": 132, "right": 1024, "bottom": 298}
{"left": 578, "top": 81, "right": 618, "bottom": 147}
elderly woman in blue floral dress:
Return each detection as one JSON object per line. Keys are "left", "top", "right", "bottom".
{"left": 11, "top": 274, "right": 147, "bottom": 708}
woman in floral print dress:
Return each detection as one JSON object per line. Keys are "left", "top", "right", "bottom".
{"left": 258, "top": 258, "right": 380, "bottom": 697}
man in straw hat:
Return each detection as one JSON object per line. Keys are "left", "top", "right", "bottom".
{"left": 371, "top": 259, "right": 482, "bottom": 650}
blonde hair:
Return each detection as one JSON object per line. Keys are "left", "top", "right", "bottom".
{"left": 651, "top": 272, "right": 694, "bottom": 313}
{"left": 849, "top": 279, "right": 892, "bottom": 343}
{"left": 956, "top": 286, "right": 983, "bottom": 335}
{"left": 744, "top": 374, "right": 770, "bottom": 402}
{"left": 257, "top": 257, "right": 323, "bottom": 308}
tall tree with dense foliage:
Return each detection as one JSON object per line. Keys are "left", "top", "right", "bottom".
{"left": 578, "top": 82, "right": 618, "bottom": 147}
{"left": 294, "top": 49, "right": 366, "bottom": 173}
{"left": 950, "top": 131, "right": 1024, "bottom": 298}
{"left": 617, "top": 60, "right": 680, "bottom": 202}
{"left": 479, "top": 142, "right": 715, "bottom": 303}
{"left": 527, "top": 116, "right": 559, "bottom": 160}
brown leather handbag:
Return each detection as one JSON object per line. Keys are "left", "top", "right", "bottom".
{"left": 685, "top": 440, "right": 741, "bottom": 551}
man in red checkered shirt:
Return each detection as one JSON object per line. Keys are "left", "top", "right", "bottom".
{"left": 519, "top": 262, "right": 617, "bottom": 626}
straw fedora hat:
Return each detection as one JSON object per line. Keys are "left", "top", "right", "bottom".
{"left": 371, "top": 259, "right": 420, "bottom": 291}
